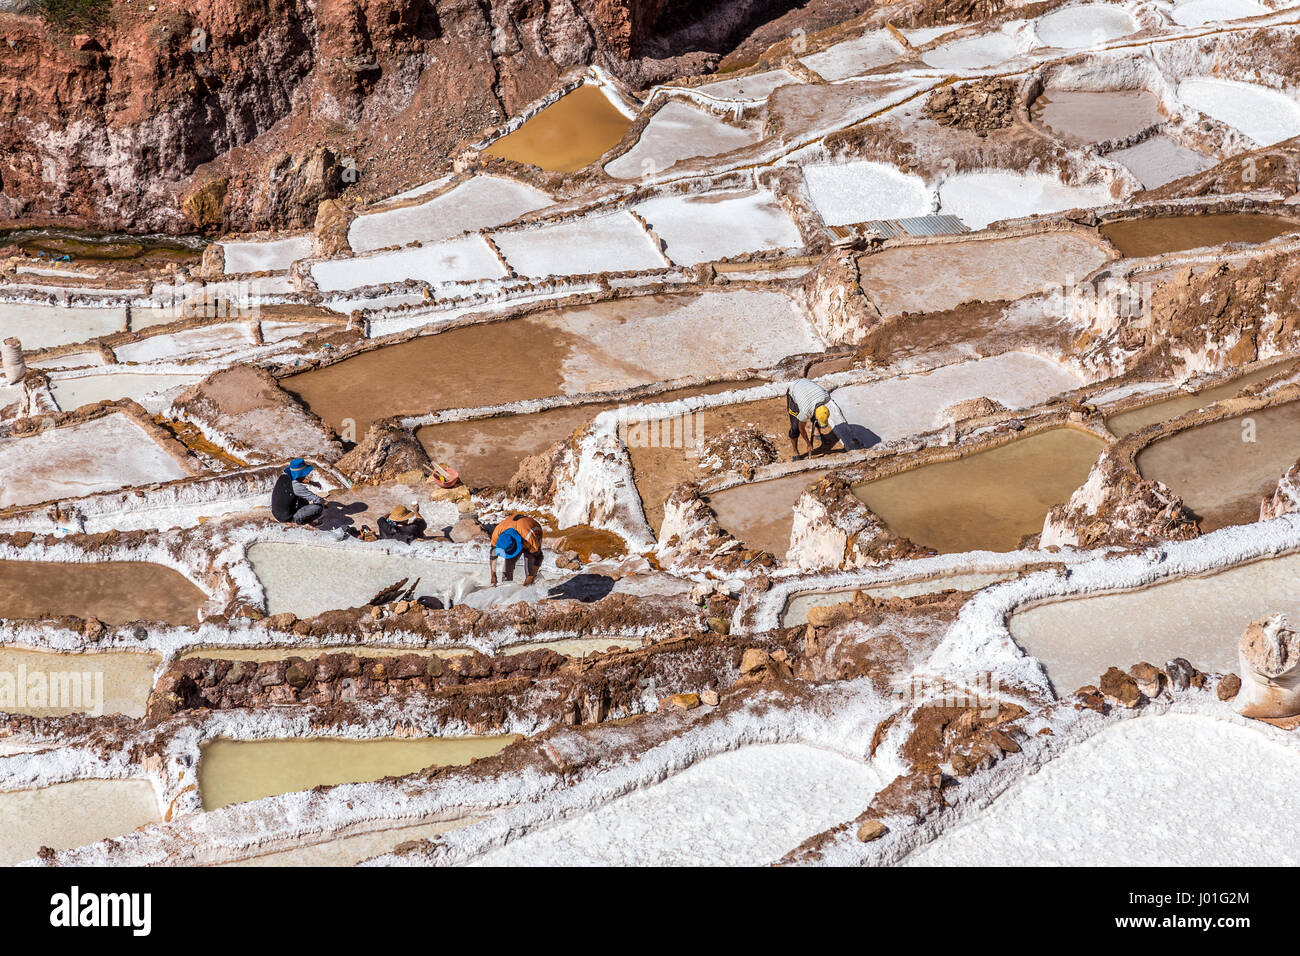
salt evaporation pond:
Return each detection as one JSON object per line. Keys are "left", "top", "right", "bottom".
{"left": 0, "top": 302, "right": 124, "bottom": 350}
{"left": 801, "top": 161, "right": 931, "bottom": 227}
{"left": 221, "top": 235, "right": 312, "bottom": 273}
{"left": 854, "top": 428, "right": 1107, "bottom": 553}
{"left": 468, "top": 744, "right": 882, "bottom": 866}
{"left": 0, "top": 559, "right": 205, "bottom": 625}
{"left": 50, "top": 372, "right": 204, "bottom": 412}
{"left": 921, "top": 31, "right": 1019, "bottom": 70}
{"left": 0, "top": 646, "right": 161, "bottom": 717}
{"left": 227, "top": 817, "right": 479, "bottom": 866}
{"left": 311, "top": 235, "right": 506, "bottom": 292}
{"left": 1033, "top": 5, "right": 1137, "bottom": 48}
{"left": 938, "top": 172, "right": 1113, "bottom": 230}
{"left": 781, "top": 571, "right": 1016, "bottom": 626}
{"left": 1100, "top": 213, "right": 1300, "bottom": 259}
{"left": 1178, "top": 78, "right": 1300, "bottom": 146}
{"left": 484, "top": 85, "right": 631, "bottom": 173}
{"left": 0, "top": 779, "right": 161, "bottom": 864}
{"left": 798, "top": 30, "right": 904, "bottom": 82}
{"left": 1107, "top": 135, "right": 1215, "bottom": 188}
{"left": 491, "top": 210, "right": 664, "bottom": 277}
{"left": 632, "top": 190, "right": 803, "bottom": 265}
{"left": 1031, "top": 90, "right": 1163, "bottom": 144}
{"left": 1106, "top": 360, "right": 1294, "bottom": 436}
{"left": 285, "top": 290, "right": 815, "bottom": 436}
{"left": 199, "top": 735, "right": 519, "bottom": 810}
{"left": 1010, "top": 551, "right": 1300, "bottom": 694}
{"left": 904, "top": 715, "right": 1300, "bottom": 865}
{"left": 1170, "top": 0, "right": 1267, "bottom": 24}
{"left": 1135, "top": 400, "right": 1300, "bottom": 530}
{"left": 605, "top": 102, "right": 758, "bottom": 179}
{"left": 348, "top": 176, "right": 552, "bottom": 254}
{"left": 696, "top": 69, "right": 798, "bottom": 100}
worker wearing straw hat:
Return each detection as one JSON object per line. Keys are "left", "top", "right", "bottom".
{"left": 489, "top": 514, "right": 544, "bottom": 587}
{"left": 377, "top": 502, "right": 426, "bottom": 544}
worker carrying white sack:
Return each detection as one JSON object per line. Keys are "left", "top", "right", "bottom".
{"left": 1236, "top": 613, "right": 1300, "bottom": 719}
{"left": 785, "top": 377, "right": 868, "bottom": 460}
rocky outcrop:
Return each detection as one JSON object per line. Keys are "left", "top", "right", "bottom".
{"left": 335, "top": 419, "right": 432, "bottom": 482}
{"left": 926, "top": 78, "right": 1016, "bottom": 134}
{"left": 1259, "top": 456, "right": 1300, "bottom": 521}
{"left": 801, "top": 248, "right": 882, "bottom": 345}
{"left": 786, "top": 474, "right": 931, "bottom": 571}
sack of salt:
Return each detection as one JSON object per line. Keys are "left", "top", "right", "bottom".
{"left": 1237, "top": 614, "right": 1300, "bottom": 719}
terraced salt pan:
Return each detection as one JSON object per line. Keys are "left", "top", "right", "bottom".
{"left": 0, "top": 414, "right": 190, "bottom": 508}
{"left": 0, "top": 779, "right": 161, "bottom": 865}
{"left": 781, "top": 571, "right": 1016, "bottom": 626}
{"left": 696, "top": 69, "right": 798, "bottom": 101}
{"left": 632, "top": 190, "right": 802, "bottom": 266}
{"left": 483, "top": 85, "right": 632, "bottom": 173}
{"left": 1106, "top": 359, "right": 1294, "bottom": 436}
{"left": 1170, "top": 0, "right": 1268, "bottom": 25}
{"left": 111, "top": 320, "right": 325, "bottom": 364}
{"left": 801, "top": 161, "right": 931, "bottom": 227}
{"left": 311, "top": 235, "right": 506, "bottom": 292}
{"left": 347, "top": 177, "right": 553, "bottom": 254}
{"left": 833, "top": 353, "right": 1083, "bottom": 436}
{"left": 469, "top": 744, "right": 882, "bottom": 866}
{"left": 798, "top": 30, "right": 904, "bottom": 82}
{"left": 0, "top": 302, "right": 123, "bottom": 350}
{"left": 199, "top": 735, "right": 518, "bottom": 810}
{"left": 921, "top": 31, "right": 1020, "bottom": 70}
{"left": 1178, "top": 77, "right": 1300, "bottom": 146}
{"left": 0, "top": 559, "right": 206, "bottom": 625}
{"left": 1108, "top": 135, "right": 1215, "bottom": 188}
{"left": 221, "top": 235, "right": 312, "bottom": 274}
{"left": 938, "top": 172, "right": 1114, "bottom": 230}
{"left": 491, "top": 211, "right": 665, "bottom": 277}
{"left": 50, "top": 372, "right": 203, "bottom": 412}
{"left": 605, "top": 102, "right": 759, "bottom": 179}
{"left": 1033, "top": 4, "right": 1137, "bottom": 48}
{"left": 0, "top": 646, "right": 161, "bottom": 718}
{"left": 857, "top": 232, "right": 1110, "bottom": 315}
{"left": 1010, "top": 551, "right": 1300, "bottom": 694}
{"left": 904, "top": 715, "right": 1300, "bottom": 865}
{"left": 1031, "top": 90, "right": 1163, "bottom": 144}
{"left": 227, "top": 817, "right": 479, "bottom": 866}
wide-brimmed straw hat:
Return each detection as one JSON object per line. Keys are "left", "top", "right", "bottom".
{"left": 389, "top": 504, "right": 420, "bottom": 522}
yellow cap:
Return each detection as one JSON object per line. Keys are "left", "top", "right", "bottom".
{"left": 814, "top": 405, "right": 830, "bottom": 427}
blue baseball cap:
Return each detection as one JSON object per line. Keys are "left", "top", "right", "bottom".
{"left": 288, "top": 458, "right": 314, "bottom": 480}
{"left": 493, "top": 529, "right": 524, "bottom": 560}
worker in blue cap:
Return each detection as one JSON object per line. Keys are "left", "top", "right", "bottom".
{"left": 271, "top": 458, "right": 325, "bottom": 525}
{"left": 489, "top": 514, "right": 544, "bottom": 586}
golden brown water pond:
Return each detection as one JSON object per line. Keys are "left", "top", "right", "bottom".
{"left": 1100, "top": 214, "right": 1300, "bottom": 259}
{"left": 1136, "top": 399, "right": 1300, "bottom": 531}
{"left": 1107, "top": 360, "right": 1296, "bottom": 437}
{"left": 853, "top": 428, "right": 1107, "bottom": 553}
{"left": 1030, "top": 90, "right": 1163, "bottom": 144}
{"left": 0, "top": 560, "right": 205, "bottom": 625}
{"left": 199, "top": 735, "right": 520, "bottom": 810}
{"left": 483, "top": 85, "right": 631, "bottom": 173}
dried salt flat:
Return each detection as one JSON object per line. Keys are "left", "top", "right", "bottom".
{"left": 468, "top": 743, "right": 882, "bottom": 866}
{"left": 0, "top": 779, "right": 161, "bottom": 865}
{"left": 781, "top": 571, "right": 1017, "bottom": 626}
{"left": 311, "top": 235, "right": 506, "bottom": 293}
{"left": 921, "top": 29, "right": 1021, "bottom": 70}
{"left": 1107, "top": 134, "right": 1215, "bottom": 188}
{"left": 0, "top": 301, "right": 124, "bottom": 350}
{"left": 220, "top": 235, "right": 312, "bottom": 274}
{"left": 632, "top": 190, "right": 803, "bottom": 266}
{"left": 50, "top": 372, "right": 204, "bottom": 413}
{"left": 347, "top": 177, "right": 553, "bottom": 254}
{"left": 605, "top": 102, "right": 759, "bottom": 179}
{"left": 491, "top": 210, "right": 665, "bottom": 277}
{"left": 904, "top": 714, "right": 1300, "bottom": 866}
{"left": 937, "top": 171, "right": 1113, "bottom": 230}
{"left": 0, "top": 414, "right": 190, "bottom": 508}
{"left": 798, "top": 29, "right": 905, "bottom": 82}
{"left": 801, "top": 160, "right": 931, "bottom": 227}
{"left": 1169, "top": 0, "right": 1268, "bottom": 25}
{"left": 111, "top": 320, "right": 327, "bottom": 364}
{"left": 226, "top": 818, "right": 478, "bottom": 867}
{"left": 695, "top": 69, "right": 799, "bottom": 101}
{"left": 1010, "top": 551, "right": 1300, "bottom": 695}
{"left": 1032, "top": 4, "right": 1138, "bottom": 48}
{"left": 1177, "top": 77, "right": 1300, "bottom": 146}
{"left": 380, "top": 173, "right": 454, "bottom": 206}
{"left": 901, "top": 23, "right": 968, "bottom": 45}
{"left": 0, "top": 646, "right": 161, "bottom": 718}
{"left": 832, "top": 352, "right": 1083, "bottom": 440}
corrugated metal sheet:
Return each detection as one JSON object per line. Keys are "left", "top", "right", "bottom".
{"left": 828, "top": 215, "right": 970, "bottom": 241}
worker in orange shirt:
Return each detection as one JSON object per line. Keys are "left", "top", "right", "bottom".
{"left": 489, "top": 513, "right": 544, "bottom": 587}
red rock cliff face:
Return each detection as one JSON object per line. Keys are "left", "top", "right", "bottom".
{"left": 0, "top": 0, "right": 728, "bottom": 235}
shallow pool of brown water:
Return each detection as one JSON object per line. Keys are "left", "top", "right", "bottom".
{"left": 1030, "top": 90, "right": 1163, "bottom": 144}
{"left": 1107, "top": 360, "right": 1295, "bottom": 437}
{"left": 1136, "top": 399, "right": 1300, "bottom": 531}
{"left": 1100, "top": 214, "right": 1300, "bottom": 259}
{"left": 483, "top": 85, "right": 632, "bottom": 173}
{"left": 0, "top": 560, "right": 205, "bottom": 625}
{"left": 853, "top": 428, "right": 1107, "bottom": 553}
{"left": 708, "top": 469, "right": 833, "bottom": 557}
{"left": 199, "top": 735, "right": 519, "bottom": 810}
{"left": 0, "top": 646, "right": 160, "bottom": 718}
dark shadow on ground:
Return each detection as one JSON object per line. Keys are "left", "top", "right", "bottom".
{"left": 548, "top": 574, "right": 617, "bottom": 603}
{"left": 316, "top": 500, "right": 369, "bottom": 531}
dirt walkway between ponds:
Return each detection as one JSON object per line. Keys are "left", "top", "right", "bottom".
{"left": 0, "top": 560, "right": 205, "bottom": 625}
{"left": 419, "top": 378, "right": 765, "bottom": 490}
